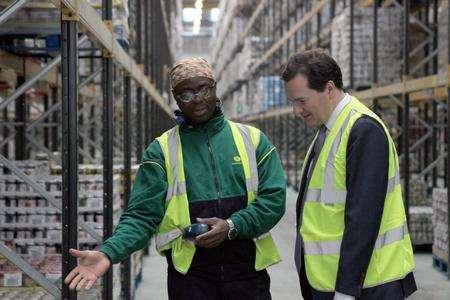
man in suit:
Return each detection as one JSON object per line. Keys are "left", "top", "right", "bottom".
{"left": 281, "top": 49, "right": 417, "bottom": 300}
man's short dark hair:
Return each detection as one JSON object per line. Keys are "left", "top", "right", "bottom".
{"left": 280, "top": 48, "right": 343, "bottom": 92}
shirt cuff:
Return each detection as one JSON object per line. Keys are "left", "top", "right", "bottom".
{"left": 334, "top": 291, "right": 356, "bottom": 300}
{"left": 99, "top": 243, "right": 120, "bottom": 264}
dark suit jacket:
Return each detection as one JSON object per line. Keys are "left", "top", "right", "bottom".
{"left": 297, "top": 116, "right": 417, "bottom": 300}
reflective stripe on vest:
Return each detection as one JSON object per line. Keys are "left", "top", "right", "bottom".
{"left": 154, "top": 126, "right": 195, "bottom": 274}
{"left": 305, "top": 170, "right": 400, "bottom": 205}
{"left": 304, "top": 223, "right": 409, "bottom": 255}
{"left": 165, "top": 127, "right": 186, "bottom": 203}
{"left": 155, "top": 127, "right": 188, "bottom": 252}
{"left": 229, "top": 122, "right": 259, "bottom": 193}
{"left": 304, "top": 109, "right": 401, "bottom": 205}
{"left": 230, "top": 121, "right": 283, "bottom": 270}
{"left": 155, "top": 228, "right": 183, "bottom": 250}
{"left": 229, "top": 122, "right": 272, "bottom": 240}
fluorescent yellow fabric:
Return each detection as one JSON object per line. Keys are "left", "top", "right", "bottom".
{"left": 300, "top": 97, "right": 415, "bottom": 291}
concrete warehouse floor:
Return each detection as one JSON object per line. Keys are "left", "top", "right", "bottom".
{"left": 135, "top": 188, "right": 450, "bottom": 299}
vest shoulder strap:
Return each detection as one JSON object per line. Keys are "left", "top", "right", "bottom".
{"left": 228, "top": 120, "right": 261, "bottom": 148}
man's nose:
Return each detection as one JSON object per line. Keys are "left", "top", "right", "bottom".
{"left": 192, "top": 93, "right": 203, "bottom": 103}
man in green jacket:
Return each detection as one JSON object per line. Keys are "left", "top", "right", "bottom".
{"left": 64, "top": 57, "right": 286, "bottom": 299}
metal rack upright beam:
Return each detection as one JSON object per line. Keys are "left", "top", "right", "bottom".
{"left": 144, "top": 0, "right": 151, "bottom": 145}
{"left": 122, "top": 69, "right": 132, "bottom": 299}
{"left": 61, "top": 7, "right": 79, "bottom": 300}
{"left": 102, "top": 0, "right": 114, "bottom": 298}
{"left": 372, "top": 0, "right": 379, "bottom": 113}
{"left": 403, "top": 0, "right": 411, "bottom": 224}
{"left": 432, "top": 0, "right": 439, "bottom": 187}
{"left": 15, "top": 72, "right": 26, "bottom": 159}
{"left": 350, "top": 0, "right": 354, "bottom": 89}
{"left": 135, "top": 0, "right": 143, "bottom": 161}
{"left": 447, "top": 0, "right": 450, "bottom": 280}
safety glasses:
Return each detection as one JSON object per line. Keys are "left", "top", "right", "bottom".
{"left": 174, "top": 83, "right": 216, "bottom": 103}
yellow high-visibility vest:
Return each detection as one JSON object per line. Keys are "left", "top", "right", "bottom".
{"left": 300, "top": 97, "right": 415, "bottom": 291}
{"left": 154, "top": 120, "right": 281, "bottom": 274}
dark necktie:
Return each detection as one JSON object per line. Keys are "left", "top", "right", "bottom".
{"left": 294, "top": 125, "right": 327, "bottom": 274}
{"left": 307, "top": 125, "right": 327, "bottom": 181}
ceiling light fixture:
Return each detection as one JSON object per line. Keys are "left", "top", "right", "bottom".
{"left": 192, "top": 0, "right": 203, "bottom": 35}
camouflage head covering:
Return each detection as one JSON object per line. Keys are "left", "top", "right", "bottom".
{"left": 169, "top": 57, "right": 215, "bottom": 89}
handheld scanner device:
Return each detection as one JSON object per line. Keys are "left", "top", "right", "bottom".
{"left": 182, "top": 223, "right": 210, "bottom": 240}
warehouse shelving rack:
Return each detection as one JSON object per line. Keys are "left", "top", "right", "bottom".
{"left": 214, "top": 0, "right": 450, "bottom": 279}
{"left": 0, "top": 0, "right": 177, "bottom": 299}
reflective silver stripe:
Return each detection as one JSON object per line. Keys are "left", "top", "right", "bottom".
{"left": 303, "top": 223, "right": 409, "bottom": 255}
{"left": 323, "top": 110, "right": 356, "bottom": 187}
{"left": 305, "top": 188, "right": 347, "bottom": 204}
{"left": 386, "top": 169, "right": 400, "bottom": 194}
{"left": 303, "top": 239, "right": 341, "bottom": 255}
{"left": 155, "top": 228, "right": 183, "bottom": 250}
{"left": 246, "top": 178, "right": 259, "bottom": 191}
{"left": 373, "top": 223, "right": 409, "bottom": 250}
{"left": 254, "top": 232, "right": 271, "bottom": 240}
{"left": 166, "top": 182, "right": 187, "bottom": 199}
{"left": 165, "top": 127, "right": 188, "bottom": 202}
{"left": 234, "top": 123, "right": 259, "bottom": 192}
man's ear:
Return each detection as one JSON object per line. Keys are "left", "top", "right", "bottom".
{"left": 170, "top": 94, "right": 181, "bottom": 110}
{"left": 216, "top": 97, "right": 222, "bottom": 108}
{"left": 327, "top": 80, "right": 335, "bottom": 95}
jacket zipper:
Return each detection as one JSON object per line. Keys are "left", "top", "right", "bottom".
{"left": 205, "top": 127, "right": 222, "bottom": 204}
{"left": 204, "top": 127, "right": 224, "bottom": 281}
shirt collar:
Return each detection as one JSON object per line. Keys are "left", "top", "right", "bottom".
{"left": 324, "top": 93, "right": 351, "bottom": 131}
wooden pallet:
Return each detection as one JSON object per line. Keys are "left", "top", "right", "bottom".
{"left": 432, "top": 245, "right": 450, "bottom": 278}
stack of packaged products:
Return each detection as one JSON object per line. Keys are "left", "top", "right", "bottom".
{"left": 0, "top": 159, "right": 140, "bottom": 299}
{"left": 432, "top": 188, "right": 449, "bottom": 265}
{"left": 331, "top": 7, "right": 403, "bottom": 89}
{"left": 402, "top": 178, "right": 433, "bottom": 246}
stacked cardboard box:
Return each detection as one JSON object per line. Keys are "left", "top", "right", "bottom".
{"left": 214, "top": 17, "right": 249, "bottom": 90}
{"left": 409, "top": 178, "right": 431, "bottom": 206}
{"left": 432, "top": 188, "right": 448, "bottom": 263}
{"left": 409, "top": 206, "right": 434, "bottom": 246}
{"left": 224, "top": 74, "right": 288, "bottom": 119}
{"left": 0, "top": 160, "right": 142, "bottom": 298}
{"left": 259, "top": 76, "right": 288, "bottom": 111}
{"left": 0, "top": 2, "right": 59, "bottom": 36}
{"left": 331, "top": 7, "right": 403, "bottom": 88}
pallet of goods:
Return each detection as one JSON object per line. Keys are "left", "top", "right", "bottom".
{"left": 0, "top": 159, "right": 140, "bottom": 298}
{"left": 432, "top": 188, "right": 449, "bottom": 277}
{"left": 331, "top": 7, "right": 403, "bottom": 89}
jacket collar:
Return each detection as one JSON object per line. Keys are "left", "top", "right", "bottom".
{"left": 176, "top": 108, "right": 226, "bottom": 135}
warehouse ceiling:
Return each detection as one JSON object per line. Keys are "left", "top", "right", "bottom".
{"left": 182, "top": 0, "right": 220, "bottom": 36}
{"left": 180, "top": 0, "right": 220, "bottom": 60}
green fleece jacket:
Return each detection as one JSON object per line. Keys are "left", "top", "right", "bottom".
{"left": 100, "top": 114, "right": 286, "bottom": 264}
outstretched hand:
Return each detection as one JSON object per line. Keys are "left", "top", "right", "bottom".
{"left": 64, "top": 249, "right": 111, "bottom": 291}
{"left": 195, "top": 217, "right": 229, "bottom": 248}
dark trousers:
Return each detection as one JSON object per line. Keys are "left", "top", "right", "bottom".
{"left": 167, "top": 266, "right": 272, "bottom": 300}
